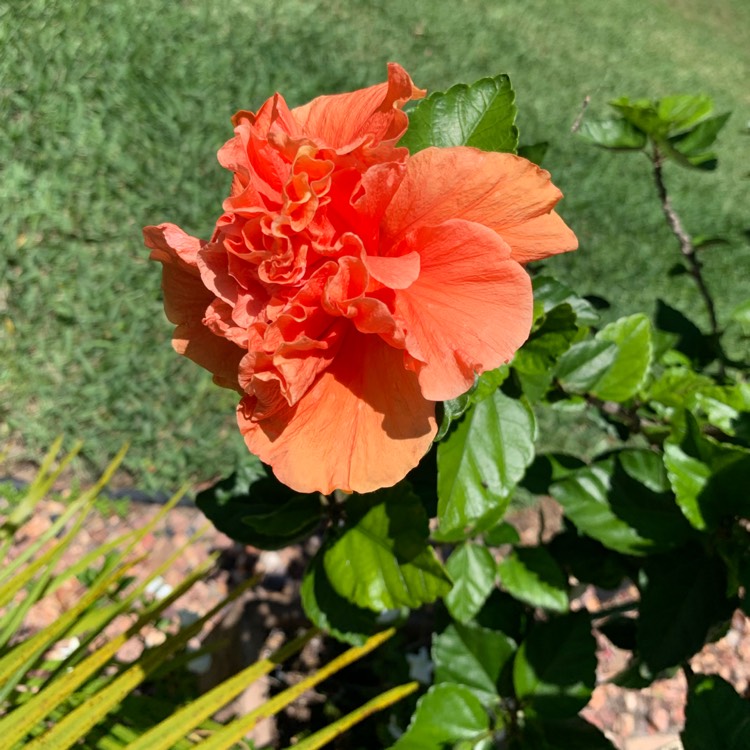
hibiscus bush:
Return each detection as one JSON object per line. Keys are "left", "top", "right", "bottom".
{"left": 148, "top": 66, "right": 750, "bottom": 747}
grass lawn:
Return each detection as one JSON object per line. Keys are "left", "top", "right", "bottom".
{"left": 1, "top": 0, "right": 748, "bottom": 491}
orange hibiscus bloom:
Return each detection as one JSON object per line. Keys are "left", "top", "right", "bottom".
{"left": 145, "top": 63, "right": 577, "bottom": 494}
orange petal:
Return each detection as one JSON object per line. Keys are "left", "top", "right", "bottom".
{"left": 292, "top": 63, "right": 425, "bottom": 150}
{"left": 238, "top": 331, "right": 436, "bottom": 494}
{"left": 145, "top": 223, "right": 245, "bottom": 391}
{"left": 392, "top": 219, "right": 533, "bottom": 401}
{"left": 382, "top": 147, "right": 577, "bottom": 263}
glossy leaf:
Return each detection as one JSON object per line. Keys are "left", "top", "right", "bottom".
{"left": 436, "top": 390, "right": 535, "bottom": 541}
{"left": 513, "top": 612, "right": 596, "bottom": 719}
{"left": 300, "top": 550, "right": 384, "bottom": 646}
{"left": 682, "top": 674, "right": 750, "bottom": 750}
{"left": 531, "top": 276, "right": 599, "bottom": 326}
{"left": 445, "top": 543, "right": 497, "bottom": 623}
{"left": 550, "top": 452, "right": 695, "bottom": 555}
{"left": 578, "top": 118, "right": 647, "bottom": 150}
{"left": 324, "top": 486, "right": 451, "bottom": 611}
{"left": 399, "top": 74, "right": 518, "bottom": 154}
{"left": 483, "top": 521, "right": 520, "bottom": 546}
{"left": 196, "top": 462, "right": 322, "bottom": 550}
{"left": 637, "top": 546, "right": 733, "bottom": 672}
{"left": 498, "top": 547, "right": 569, "bottom": 613}
{"left": 432, "top": 621, "right": 516, "bottom": 704}
{"left": 555, "top": 339, "right": 618, "bottom": 393}
{"left": 391, "top": 683, "right": 491, "bottom": 750}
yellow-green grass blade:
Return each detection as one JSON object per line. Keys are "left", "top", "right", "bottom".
{"left": 0, "top": 555, "right": 220, "bottom": 747}
{"left": 191, "top": 628, "right": 397, "bottom": 750}
{"left": 124, "top": 628, "right": 319, "bottom": 750}
{"left": 0, "top": 443, "right": 126, "bottom": 593}
{"left": 0, "top": 494, "right": 95, "bottom": 649}
{"left": 23, "top": 573, "right": 261, "bottom": 750}
{"left": 3, "top": 439, "right": 83, "bottom": 534}
{"left": 286, "top": 681, "right": 419, "bottom": 750}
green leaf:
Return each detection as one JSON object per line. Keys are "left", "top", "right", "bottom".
{"left": 657, "top": 95, "right": 714, "bottom": 133}
{"left": 518, "top": 141, "right": 548, "bottom": 165}
{"left": 578, "top": 118, "right": 647, "bottom": 150}
{"left": 498, "top": 547, "right": 569, "bottom": 613}
{"left": 196, "top": 462, "right": 322, "bottom": 550}
{"left": 513, "top": 612, "right": 596, "bottom": 719}
{"left": 519, "top": 717, "right": 617, "bottom": 749}
{"left": 667, "top": 113, "right": 730, "bottom": 170}
{"left": 655, "top": 300, "right": 716, "bottom": 366}
{"left": 548, "top": 530, "right": 629, "bottom": 590}
{"left": 323, "top": 485, "right": 451, "bottom": 611}
{"left": 682, "top": 674, "right": 750, "bottom": 750}
{"left": 555, "top": 339, "right": 618, "bottom": 393}
{"left": 436, "top": 390, "right": 535, "bottom": 541}
{"left": 590, "top": 313, "right": 652, "bottom": 402}
{"left": 444, "top": 543, "right": 497, "bottom": 623}
{"left": 300, "top": 550, "right": 384, "bottom": 646}
{"left": 731, "top": 299, "right": 750, "bottom": 329}
{"left": 391, "top": 683, "right": 491, "bottom": 750}
{"left": 550, "top": 452, "right": 695, "bottom": 555}
{"left": 531, "top": 276, "right": 600, "bottom": 326}
{"left": 513, "top": 304, "right": 580, "bottom": 401}
{"left": 483, "top": 521, "right": 520, "bottom": 546}
{"left": 436, "top": 366, "right": 510, "bottom": 441}
{"left": 399, "top": 74, "right": 518, "bottom": 154}
{"left": 664, "top": 412, "right": 750, "bottom": 530}
{"left": 432, "top": 621, "right": 516, "bottom": 704}
{"left": 637, "top": 546, "right": 733, "bottom": 673}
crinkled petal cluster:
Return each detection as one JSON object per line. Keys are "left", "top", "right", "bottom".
{"left": 145, "top": 63, "right": 577, "bottom": 494}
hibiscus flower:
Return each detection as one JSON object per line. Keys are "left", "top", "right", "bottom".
{"left": 145, "top": 63, "right": 577, "bottom": 494}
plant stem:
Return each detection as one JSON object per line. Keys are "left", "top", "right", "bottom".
{"left": 651, "top": 146, "right": 725, "bottom": 377}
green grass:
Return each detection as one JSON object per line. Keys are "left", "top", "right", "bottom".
{"left": 1, "top": 0, "right": 748, "bottom": 491}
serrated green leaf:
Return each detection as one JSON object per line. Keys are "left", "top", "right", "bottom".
{"left": 399, "top": 74, "right": 518, "bottom": 154}
{"left": 432, "top": 621, "right": 515, "bottom": 705}
{"left": 300, "top": 550, "right": 383, "bottom": 646}
{"left": 196, "top": 465, "right": 322, "bottom": 550}
{"left": 555, "top": 339, "right": 618, "bottom": 393}
{"left": 323, "top": 486, "right": 451, "bottom": 611}
{"left": 498, "top": 547, "right": 569, "bottom": 613}
{"left": 436, "top": 390, "right": 536, "bottom": 541}
{"left": 682, "top": 674, "right": 750, "bottom": 750}
{"left": 578, "top": 118, "right": 647, "bottom": 150}
{"left": 590, "top": 313, "right": 652, "bottom": 401}
{"left": 483, "top": 521, "right": 520, "bottom": 546}
{"left": 638, "top": 546, "right": 733, "bottom": 673}
{"left": 391, "top": 683, "right": 491, "bottom": 750}
{"left": 550, "top": 452, "right": 695, "bottom": 555}
{"left": 444, "top": 543, "right": 497, "bottom": 623}
{"left": 513, "top": 612, "right": 596, "bottom": 719}
{"left": 531, "top": 276, "right": 599, "bottom": 326}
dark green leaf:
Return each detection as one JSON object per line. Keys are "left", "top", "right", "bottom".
{"left": 436, "top": 390, "right": 535, "bottom": 541}
{"left": 483, "top": 521, "right": 520, "bottom": 546}
{"left": 323, "top": 485, "right": 451, "bottom": 611}
{"left": 391, "top": 683, "right": 491, "bottom": 750}
{"left": 578, "top": 118, "right": 647, "bottom": 150}
{"left": 550, "top": 452, "right": 695, "bottom": 555}
{"left": 521, "top": 453, "right": 587, "bottom": 496}
{"left": 300, "top": 550, "right": 385, "bottom": 646}
{"left": 637, "top": 546, "right": 733, "bottom": 672}
{"left": 433, "top": 621, "right": 516, "bottom": 704}
{"left": 548, "top": 530, "right": 629, "bottom": 590}
{"left": 444, "top": 543, "right": 498, "bottom": 623}
{"left": 598, "top": 616, "right": 637, "bottom": 651}
{"left": 196, "top": 462, "right": 322, "bottom": 550}
{"left": 655, "top": 300, "right": 715, "bottom": 366}
{"left": 399, "top": 74, "right": 518, "bottom": 154}
{"left": 518, "top": 141, "right": 549, "bottom": 165}
{"left": 682, "top": 673, "right": 750, "bottom": 750}
{"left": 519, "top": 717, "right": 617, "bottom": 749}
{"left": 531, "top": 276, "right": 600, "bottom": 326}
{"left": 474, "top": 589, "right": 529, "bottom": 644}
{"left": 513, "top": 612, "right": 596, "bottom": 719}
{"left": 498, "top": 547, "right": 569, "bottom": 613}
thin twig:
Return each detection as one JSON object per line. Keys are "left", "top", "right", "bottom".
{"left": 651, "top": 146, "right": 725, "bottom": 378}
{"left": 570, "top": 95, "right": 591, "bottom": 133}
